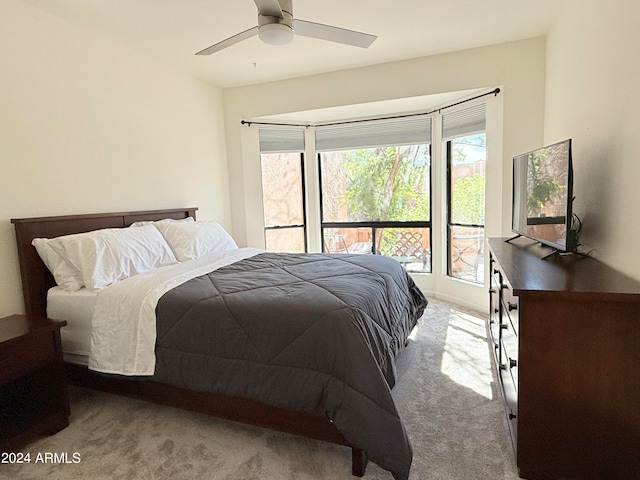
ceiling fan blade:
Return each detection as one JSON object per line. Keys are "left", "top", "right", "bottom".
{"left": 254, "top": 0, "right": 284, "bottom": 18}
{"left": 195, "top": 26, "right": 258, "bottom": 55}
{"left": 294, "top": 19, "right": 376, "bottom": 48}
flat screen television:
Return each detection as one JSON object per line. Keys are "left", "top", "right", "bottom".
{"left": 511, "top": 138, "right": 578, "bottom": 253}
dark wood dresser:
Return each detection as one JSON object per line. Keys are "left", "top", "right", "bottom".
{"left": 488, "top": 237, "right": 640, "bottom": 480}
{"left": 0, "top": 315, "right": 69, "bottom": 451}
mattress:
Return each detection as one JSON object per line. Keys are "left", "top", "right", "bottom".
{"left": 47, "top": 286, "right": 97, "bottom": 365}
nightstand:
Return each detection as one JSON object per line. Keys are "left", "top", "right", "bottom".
{"left": 0, "top": 315, "right": 69, "bottom": 451}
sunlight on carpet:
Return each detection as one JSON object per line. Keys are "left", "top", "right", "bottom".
{"left": 440, "top": 308, "right": 493, "bottom": 399}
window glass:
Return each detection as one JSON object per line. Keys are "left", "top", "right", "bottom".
{"left": 447, "top": 134, "right": 486, "bottom": 283}
{"left": 319, "top": 145, "right": 431, "bottom": 272}
{"left": 261, "top": 152, "right": 306, "bottom": 253}
{"left": 265, "top": 227, "right": 305, "bottom": 253}
{"left": 321, "top": 145, "right": 430, "bottom": 223}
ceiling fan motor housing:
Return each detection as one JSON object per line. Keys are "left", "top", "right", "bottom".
{"left": 258, "top": 0, "right": 293, "bottom": 45}
{"left": 195, "top": 0, "right": 376, "bottom": 55}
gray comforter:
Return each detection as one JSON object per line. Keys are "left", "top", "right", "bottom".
{"left": 153, "top": 252, "right": 428, "bottom": 479}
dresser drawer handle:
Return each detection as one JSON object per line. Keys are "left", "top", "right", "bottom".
{"left": 508, "top": 412, "right": 517, "bottom": 420}
{"left": 509, "top": 358, "right": 518, "bottom": 369}
{"left": 508, "top": 301, "right": 518, "bottom": 311}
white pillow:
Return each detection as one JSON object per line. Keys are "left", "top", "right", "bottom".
{"left": 129, "top": 217, "right": 195, "bottom": 228}
{"left": 153, "top": 220, "right": 238, "bottom": 262}
{"left": 47, "top": 224, "right": 178, "bottom": 291}
{"left": 32, "top": 238, "right": 84, "bottom": 293}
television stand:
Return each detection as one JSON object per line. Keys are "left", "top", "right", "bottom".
{"left": 540, "top": 244, "right": 588, "bottom": 261}
{"left": 539, "top": 247, "right": 560, "bottom": 260}
{"left": 504, "top": 234, "right": 522, "bottom": 243}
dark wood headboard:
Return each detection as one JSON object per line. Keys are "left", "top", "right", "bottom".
{"left": 11, "top": 208, "right": 198, "bottom": 318}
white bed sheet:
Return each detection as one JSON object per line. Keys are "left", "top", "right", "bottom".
{"left": 47, "top": 286, "right": 97, "bottom": 365}
{"left": 88, "top": 248, "right": 263, "bottom": 376}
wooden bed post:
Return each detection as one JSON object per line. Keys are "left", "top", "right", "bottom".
{"left": 351, "top": 448, "right": 368, "bottom": 477}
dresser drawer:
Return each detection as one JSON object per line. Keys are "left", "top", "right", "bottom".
{"left": 500, "top": 324, "right": 518, "bottom": 391}
{"left": 489, "top": 287, "right": 501, "bottom": 353}
{"left": 499, "top": 365, "right": 518, "bottom": 450}
{"left": 490, "top": 259, "right": 502, "bottom": 288}
{"left": 502, "top": 287, "right": 520, "bottom": 336}
{"left": 489, "top": 257, "right": 502, "bottom": 354}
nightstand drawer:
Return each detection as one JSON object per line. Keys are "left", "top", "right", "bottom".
{"left": 0, "top": 331, "right": 58, "bottom": 385}
{"left": 0, "top": 315, "right": 69, "bottom": 451}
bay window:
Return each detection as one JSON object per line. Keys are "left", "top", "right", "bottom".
{"left": 256, "top": 98, "right": 490, "bottom": 285}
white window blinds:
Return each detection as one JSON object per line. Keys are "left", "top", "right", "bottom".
{"left": 259, "top": 128, "right": 305, "bottom": 153}
{"left": 315, "top": 116, "right": 432, "bottom": 152}
{"left": 442, "top": 103, "right": 486, "bottom": 140}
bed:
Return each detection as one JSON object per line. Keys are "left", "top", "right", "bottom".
{"left": 11, "top": 208, "right": 428, "bottom": 480}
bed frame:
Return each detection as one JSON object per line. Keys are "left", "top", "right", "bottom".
{"left": 11, "top": 207, "right": 367, "bottom": 476}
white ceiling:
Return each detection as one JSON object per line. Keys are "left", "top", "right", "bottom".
{"left": 20, "top": 0, "right": 564, "bottom": 89}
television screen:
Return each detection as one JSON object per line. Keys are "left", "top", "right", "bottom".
{"left": 511, "top": 139, "right": 576, "bottom": 252}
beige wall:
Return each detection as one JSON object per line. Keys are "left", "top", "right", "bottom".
{"left": 0, "top": 2, "right": 230, "bottom": 316}
{"left": 544, "top": 0, "right": 640, "bottom": 280}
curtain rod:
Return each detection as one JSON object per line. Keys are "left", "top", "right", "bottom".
{"left": 241, "top": 87, "right": 500, "bottom": 128}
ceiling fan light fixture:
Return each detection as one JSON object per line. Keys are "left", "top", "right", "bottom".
{"left": 258, "top": 22, "right": 293, "bottom": 45}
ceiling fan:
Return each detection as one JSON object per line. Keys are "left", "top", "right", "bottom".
{"left": 196, "top": 0, "right": 377, "bottom": 55}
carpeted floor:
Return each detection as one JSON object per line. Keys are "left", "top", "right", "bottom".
{"left": 1, "top": 298, "right": 519, "bottom": 480}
